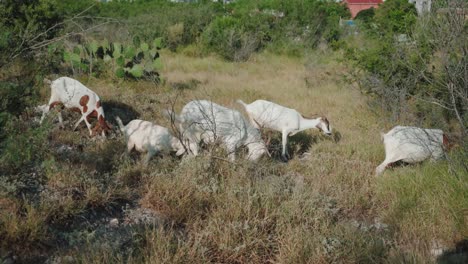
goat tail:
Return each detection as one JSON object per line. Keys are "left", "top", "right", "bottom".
{"left": 115, "top": 116, "right": 125, "bottom": 132}
{"left": 236, "top": 99, "right": 247, "bottom": 109}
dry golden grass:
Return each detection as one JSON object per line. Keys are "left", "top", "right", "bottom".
{"left": 2, "top": 50, "right": 466, "bottom": 263}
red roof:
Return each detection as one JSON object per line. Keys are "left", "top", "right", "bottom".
{"left": 344, "top": 0, "right": 382, "bottom": 3}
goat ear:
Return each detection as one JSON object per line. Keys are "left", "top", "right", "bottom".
{"left": 43, "top": 78, "right": 52, "bottom": 85}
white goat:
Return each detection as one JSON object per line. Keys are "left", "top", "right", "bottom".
{"left": 167, "top": 100, "right": 268, "bottom": 162}
{"left": 40, "top": 77, "right": 111, "bottom": 136}
{"left": 237, "top": 99, "right": 332, "bottom": 160}
{"left": 375, "top": 126, "right": 449, "bottom": 176}
{"left": 116, "top": 117, "right": 185, "bottom": 165}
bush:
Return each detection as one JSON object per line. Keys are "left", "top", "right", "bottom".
{"left": 200, "top": 0, "right": 350, "bottom": 60}
{"left": 345, "top": 0, "right": 467, "bottom": 133}
{"left": 373, "top": 0, "right": 417, "bottom": 35}
{"left": 202, "top": 16, "right": 268, "bottom": 61}
{"left": 0, "top": 79, "right": 50, "bottom": 193}
{"left": 0, "top": 0, "right": 98, "bottom": 67}
{"left": 0, "top": 115, "right": 50, "bottom": 175}
{"left": 355, "top": 7, "right": 375, "bottom": 24}
{"left": 100, "top": 0, "right": 220, "bottom": 51}
{"left": 167, "top": 23, "right": 185, "bottom": 52}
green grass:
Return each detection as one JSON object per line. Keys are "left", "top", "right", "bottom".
{"left": 377, "top": 161, "right": 468, "bottom": 258}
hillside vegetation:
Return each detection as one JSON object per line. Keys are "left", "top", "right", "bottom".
{"left": 0, "top": 0, "right": 466, "bottom": 263}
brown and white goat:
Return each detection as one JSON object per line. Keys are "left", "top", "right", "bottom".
{"left": 40, "top": 77, "right": 111, "bottom": 136}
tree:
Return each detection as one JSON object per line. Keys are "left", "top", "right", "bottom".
{"left": 0, "top": 0, "right": 99, "bottom": 68}
{"left": 373, "top": 0, "right": 417, "bottom": 35}
{"left": 410, "top": 0, "right": 467, "bottom": 136}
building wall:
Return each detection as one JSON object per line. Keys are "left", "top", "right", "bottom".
{"left": 348, "top": 3, "right": 380, "bottom": 18}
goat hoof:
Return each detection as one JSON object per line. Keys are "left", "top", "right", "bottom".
{"left": 280, "top": 155, "right": 289, "bottom": 162}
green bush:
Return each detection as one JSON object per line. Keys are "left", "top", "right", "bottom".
{"left": 0, "top": 0, "right": 98, "bottom": 67}
{"left": 202, "top": 15, "right": 269, "bottom": 61}
{"left": 345, "top": 0, "right": 466, "bottom": 132}
{"left": 56, "top": 37, "right": 163, "bottom": 80}
{"left": 373, "top": 0, "right": 417, "bottom": 35}
{"left": 0, "top": 79, "right": 49, "bottom": 179}
{"left": 234, "top": 0, "right": 349, "bottom": 52}
{"left": 355, "top": 8, "right": 375, "bottom": 23}
{"left": 100, "top": 0, "right": 220, "bottom": 51}
{"left": 0, "top": 116, "right": 50, "bottom": 175}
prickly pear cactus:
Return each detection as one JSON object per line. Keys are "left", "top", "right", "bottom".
{"left": 58, "top": 37, "right": 163, "bottom": 81}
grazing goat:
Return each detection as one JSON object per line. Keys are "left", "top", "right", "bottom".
{"left": 40, "top": 77, "right": 111, "bottom": 136}
{"left": 237, "top": 99, "right": 332, "bottom": 161}
{"left": 375, "top": 126, "right": 449, "bottom": 176}
{"left": 116, "top": 117, "right": 185, "bottom": 165}
{"left": 167, "top": 100, "right": 268, "bottom": 162}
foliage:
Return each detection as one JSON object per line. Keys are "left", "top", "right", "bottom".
{"left": 0, "top": 0, "right": 60, "bottom": 65}
{"left": 373, "top": 0, "right": 417, "bottom": 35}
{"left": 58, "top": 37, "right": 163, "bottom": 80}
{"left": 99, "top": 0, "right": 221, "bottom": 51}
{"left": 0, "top": 0, "right": 98, "bottom": 67}
{"left": 201, "top": 15, "right": 270, "bottom": 61}
{"left": 200, "top": 0, "right": 350, "bottom": 60}
{"left": 355, "top": 7, "right": 376, "bottom": 24}
{"left": 345, "top": 0, "right": 466, "bottom": 132}
{"left": 0, "top": 116, "right": 50, "bottom": 176}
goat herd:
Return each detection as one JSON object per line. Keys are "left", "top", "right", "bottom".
{"left": 38, "top": 77, "right": 451, "bottom": 176}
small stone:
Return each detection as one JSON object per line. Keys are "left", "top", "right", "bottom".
{"left": 373, "top": 218, "right": 389, "bottom": 231}
{"left": 350, "top": 219, "right": 360, "bottom": 229}
{"left": 430, "top": 240, "right": 446, "bottom": 257}
{"left": 109, "top": 218, "right": 119, "bottom": 227}
{"left": 3, "top": 258, "right": 14, "bottom": 264}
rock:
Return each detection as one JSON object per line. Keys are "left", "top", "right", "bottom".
{"left": 123, "top": 207, "right": 163, "bottom": 227}
{"left": 430, "top": 240, "right": 446, "bottom": 257}
{"left": 109, "top": 218, "right": 119, "bottom": 227}
{"left": 322, "top": 237, "right": 342, "bottom": 255}
{"left": 3, "top": 258, "right": 14, "bottom": 264}
{"left": 372, "top": 218, "right": 389, "bottom": 231}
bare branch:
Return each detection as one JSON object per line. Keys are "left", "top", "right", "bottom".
{"left": 3, "top": 4, "right": 120, "bottom": 67}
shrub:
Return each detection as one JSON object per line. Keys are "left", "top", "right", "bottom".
{"left": 373, "top": 0, "right": 417, "bottom": 35}
{"left": 0, "top": 115, "right": 50, "bottom": 175}
{"left": 167, "top": 23, "right": 185, "bottom": 52}
{"left": 345, "top": 0, "right": 466, "bottom": 133}
{"left": 355, "top": 7, "right": 375, "bottom": 24}
{"left": 54, "top": 37, "right": 163, "bottom": 80}
{"left": 0, "top": 202, "right": 50, "bottom": 251}
{"left": 202, "top": 16, "right": 267, "bottom": 61}
{"left": 100, "top": 0, "right": 220, "bottom": 51}
{"left": 0, "top": 0, "right": 98, "bottom": 67}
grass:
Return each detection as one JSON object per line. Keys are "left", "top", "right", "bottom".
{"left": 376, "top": 161, "right": 468, "bottom": 260}
{"left": 0, "top": 50, "right": 466, "bottom": 263}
